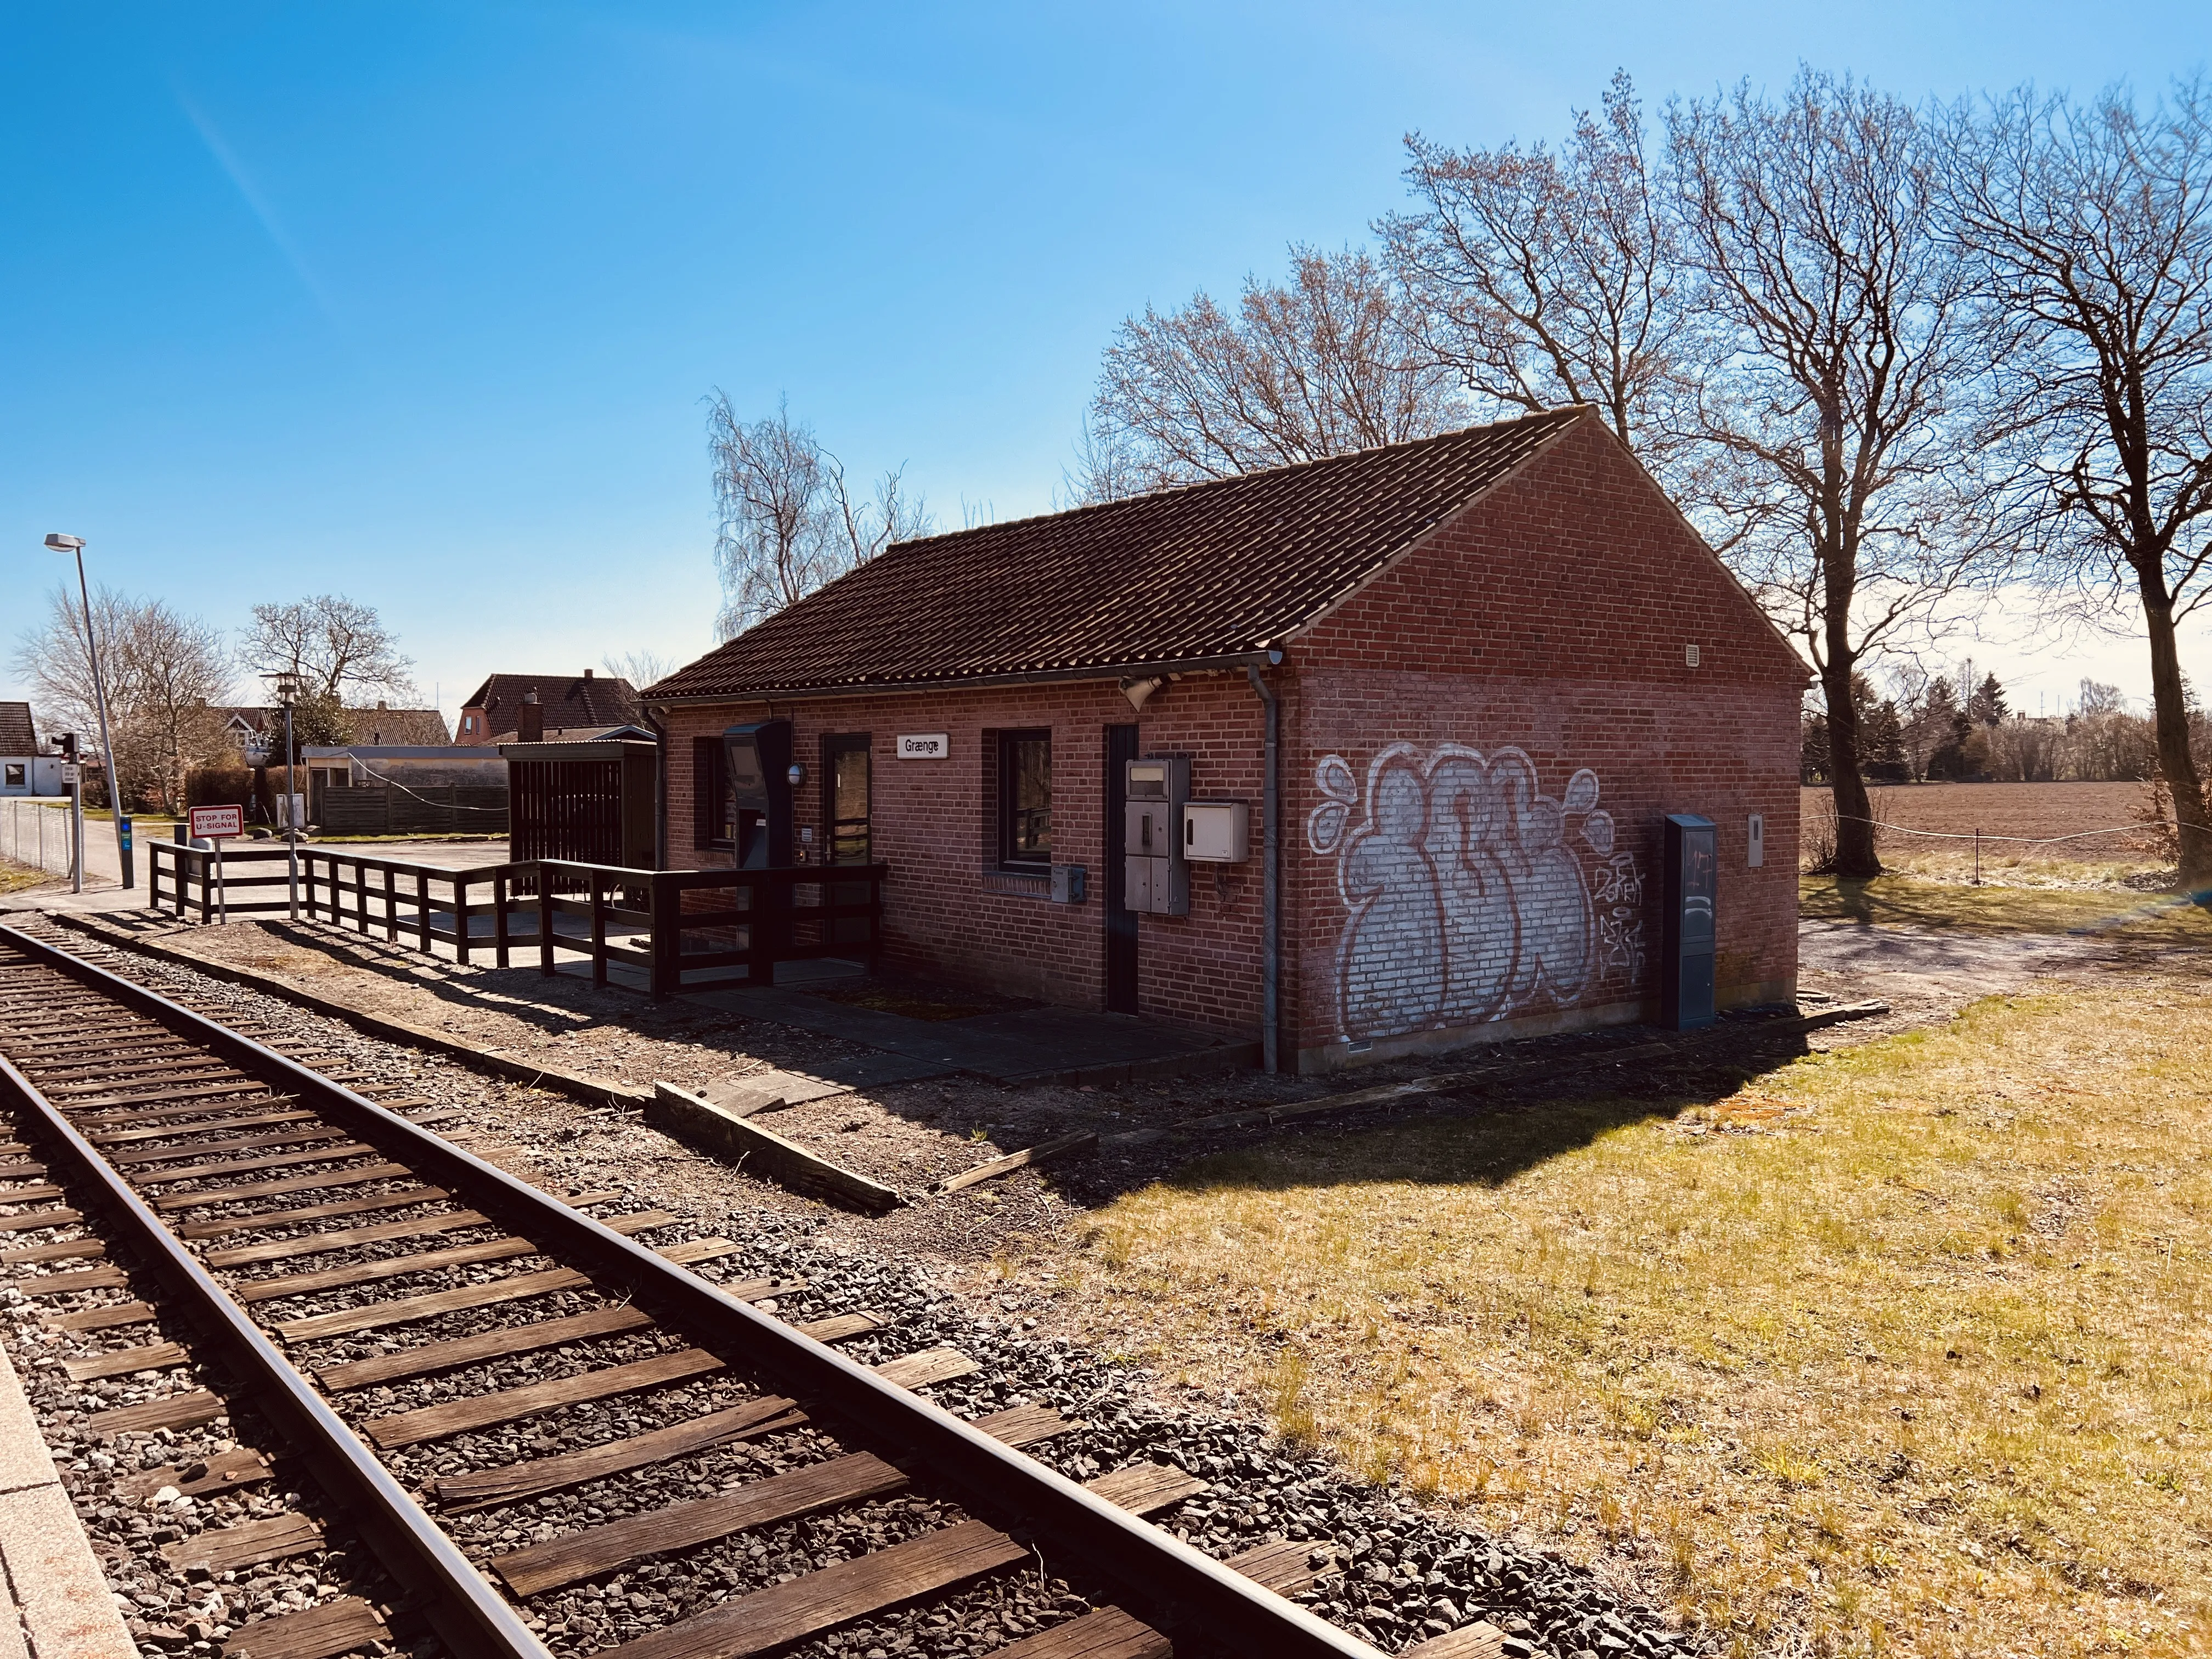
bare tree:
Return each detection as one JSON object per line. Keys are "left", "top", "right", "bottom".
{"left": 1082, "top": 245, "right": 1462, "bottom": 498}
{"left": 11, "top": 582, "right": 130, "bottom": 750}
{"left": 1383, "top": 71, "right": 1687, "bottom": 458}
{"left": 239, "top": 595, "right": 415, "bottom": 704}
{"left": 707, "top": 393, "right": 933, "bottom": 637}
{"left": 12, "top": 586, "right": 232, "bottom": 812}
{"left": 115, "top": 602, "right": 233, "bottom": 813}
{"left": 1669, "top": 70, "right": 1999, "bottom": 877}
{"left": 601, "top": 650, "right": 675, "bottom": 690}
{"left": 1942, "top": 80, "right": 2212, "bottom": 889}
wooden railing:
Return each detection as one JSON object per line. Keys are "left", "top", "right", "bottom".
{"left": 146, "top": 840, "right": 887, "bottom": 997}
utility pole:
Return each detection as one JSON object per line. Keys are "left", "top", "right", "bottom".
{"left": 269, "top": 675, "right": 301, "bottom": 920}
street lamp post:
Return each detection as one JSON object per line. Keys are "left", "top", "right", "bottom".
{"left": 43, "top": 534, "right": 133, "bottom": 890}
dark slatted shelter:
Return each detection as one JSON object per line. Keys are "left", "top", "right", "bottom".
{"left": 501, "top": 740, "right": 657, "bottom": 869}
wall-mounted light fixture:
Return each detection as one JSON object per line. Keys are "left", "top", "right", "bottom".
{"left": 786, "top": 762, "right": 806, "bottom": 788}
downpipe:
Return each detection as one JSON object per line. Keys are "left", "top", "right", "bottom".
{"left": 1246, "top": 661, "right": 1281, "bottom": 1073}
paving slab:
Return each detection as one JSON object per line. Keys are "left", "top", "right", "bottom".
{"left": 685, "top": 984, "right": 1249, "bottom": 1086}
{"left": 0, "top": 1339, "right": 136, "bottom": 1659}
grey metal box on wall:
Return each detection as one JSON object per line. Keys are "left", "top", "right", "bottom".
{"left": 1122, "top": 755, "right": 1189, "bottom": 916}
{"left": 1182, "top": 800, "right": 1250, "bottom": 862}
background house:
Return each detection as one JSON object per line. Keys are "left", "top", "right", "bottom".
{"left": 645, "top": 405, "right": 1807, "bottom": 1073}
{"left": 455, "top": 671, "right": 640, "bottom": 744}
{"left": 0, "top": 703, "right": 63, "bottom": 797}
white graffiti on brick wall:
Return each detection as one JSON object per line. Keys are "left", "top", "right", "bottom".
{"left": 1307, "top": 744, "right": 1646, "bottom": 1040}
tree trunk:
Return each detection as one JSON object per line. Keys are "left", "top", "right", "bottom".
{"left": 2140, "top": 590, "right": 2212, "bottom": 893}
{"left": 1822, "top": 655, "right": 1881, "bottom": 878}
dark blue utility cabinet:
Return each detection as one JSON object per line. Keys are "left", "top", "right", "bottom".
{"left": 1661, "top": 813, "right": 1718, "bottom": 1030}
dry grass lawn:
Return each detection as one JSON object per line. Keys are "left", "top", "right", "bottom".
{"left": 1047, "top": 981, "right": 2212, "bottom": 1657}
{"left": 0, "top": 858, "right": 58, "bottom": 896}
{"left": 1801, "top": 874, "right": 2212, "bottom": 945}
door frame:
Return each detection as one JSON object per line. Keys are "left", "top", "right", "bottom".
{"left": 1104, "top": 723, "right": 1139, "bottom": 1013}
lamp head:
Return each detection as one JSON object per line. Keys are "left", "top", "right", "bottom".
{"left": 44, "top": 533, "right": 84, "bottom": 553}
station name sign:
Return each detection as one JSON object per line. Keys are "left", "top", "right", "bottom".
{"left": 896, "top": 733, "right": 950, "bottom": 760}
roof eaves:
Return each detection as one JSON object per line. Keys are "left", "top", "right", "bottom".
{"left": 643, "top": 647, "right": 1285, "bottom": 707}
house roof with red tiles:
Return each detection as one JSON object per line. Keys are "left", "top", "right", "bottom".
{"left": 647, "top": 406, "right": 1594, "bottom": 703}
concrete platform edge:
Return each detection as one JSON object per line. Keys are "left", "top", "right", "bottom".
{"left": 0, "top": 1336, "right": 136, "bottom": 1658}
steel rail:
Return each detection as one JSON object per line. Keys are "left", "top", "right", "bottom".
{"left": 0, "top": 923, "right": 1385, "bottom": 1659}
{"left": 0, "top": 1037, "right": 551, "bottom": 1658}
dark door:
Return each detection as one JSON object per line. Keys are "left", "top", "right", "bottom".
{"left": 823, "top": 735, "right": 872, "bottom": 946}
{"left": 1104, "top": 723, "right": 1139, "bottom": 1013}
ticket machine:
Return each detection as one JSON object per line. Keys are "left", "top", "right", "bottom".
{"left": 722, "top": 720, "right": 793, "bottom": 870}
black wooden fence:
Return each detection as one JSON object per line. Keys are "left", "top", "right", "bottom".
{"left": 146, "top": 842, "right": 885, "bottom": 996}
{"left": 318, "top": 784, "right": 509, "bottom": 837}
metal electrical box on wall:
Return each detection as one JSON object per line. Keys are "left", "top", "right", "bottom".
{"left": 1123, "top": 756, "right": 1189, "bottom": 916}
{"left": 1662, "top": 813, "right": 1718, "bottom": 1029}
{"left": 1183, "top": 800, "right": 1250, "bottom": 862}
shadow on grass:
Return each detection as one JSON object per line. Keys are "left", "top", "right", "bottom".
{"left": 1058, "top": 1028, "right": 1820, "bottom": 1205}
{"left": 1801, "top": 874, "right": 2212, "bottom": 940}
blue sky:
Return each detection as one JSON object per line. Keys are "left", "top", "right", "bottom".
{"left": 3, "top": 2, "right": 2207, "bottom": 727}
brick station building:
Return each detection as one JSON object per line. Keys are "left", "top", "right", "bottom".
{"left": 645, "top": 405, "right": 1805, "bottom": 1073}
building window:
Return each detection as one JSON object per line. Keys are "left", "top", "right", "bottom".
{"left": 997, "top": 730, "right": 1051, "bottom": 867}
{"left": 461, "top": 713, "right": 477, "bottom": 733}
{"left": 694, "top": 737, "right": 733, "bottom": 849}
{"left": 823, "top": 735, "right": 871, "bottom": 864}
{"left": 3, "top": 765, "right": 22, "bottom": 787}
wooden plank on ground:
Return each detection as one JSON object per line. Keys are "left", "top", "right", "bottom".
{"left": 436, "top": 1393, "right": 804, "bottom": 1512}
{"left": 224, "top": 1595, "right": 390, "bottom": 1659}
{"left": 18, "top": 1263, "right": 128, "bottom": 1295}
{"left": 365, "top": 1347, "right": 722, "bottom": 1449}
{"left": 205, "top": 1209, "right": 491, "bottom": 1268}
{"left": 63, "top": 1342, "right": 187, "bottom": 1381}
{"left": 492, "top": 1450, "right": 907, "bottom": 1596}
{"left": 0, "top": 1207, "right": 79, "bottom": 1234}
{"left": 77, "top": 1092, "right": 295, "bottom": 1130}
{"left": 791, "top": 1311, "right": 882, "bottom": 1343}
{"left": 0, "top": 1238, "right": 101, "bottom": 1265}
{"left": 118, "top": 1449, "right": 272, "bottom": 1500}
{"left": 873, "top": 1346, "right": 979, "bottom": 1390}
{"left": 316, "top": 1306, "right": 654, "bottom": 1391}
{"left": 0, "top": 1185, "right": 64, "bottom": 1205}
{"left": 177, "top": 1184, "right": 447, "bottom": 1239}
{"left": 967, "top": 1402, "right": 1076, "bottom": 1448}
{"left": 89, "top": 1389, "right": 223, "bottom": 1436}
{"left": 0, "top": 1161, "right": 47, "bottom": 1180}
{"left": 152, "top": 1161, "right": 411, "bottom": 1212}
{"left": 49, "top": 1301, "right": 154, "bottom": 1332}
{"left": 1226, "top": 1538, "right": 1334, "bottom": 1598}
{"left": 1085, "top": 1462, "right": 1209, "bottom": 1516}
{"left": 647, "top": 1083, "right": 902, "bottom": 1214}
{"left": 1403, "top": 1621, "right": 1509, "bottom": 1659}
{"left": 931, "top": 1131, "right": 1098, "bottom": 1195}
{"left": 91, "top": 1107, "right": 314, "bottom": 1146}
{"left": 273, "top": 1266, "right": 589, "bottom": 1342}
{"left": 108, "top": 1123, "right": 348, "bottom": 1166}
{"left": 236, "top": 1235, "right": 537, "bottom": 1303}
{"left": 137, "top": 1142, "right": 375, "bottom": 1187}
{"left": 161, "top": 1511, "right": 321, "bottom": 1574}
{"left": 602, "top": 1518, "right": 1027, "bottom": 1659}
{"left": 990, "top": 1607, "right": 1171, "bottom": 1659}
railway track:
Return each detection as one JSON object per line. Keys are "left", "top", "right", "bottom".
{"left": 0, "top": 918, "right": 1398, "bottom": 1659}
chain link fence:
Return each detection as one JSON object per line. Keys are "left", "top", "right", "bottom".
{"left": 1, "top": 798, "right": 78, "bottom": 880}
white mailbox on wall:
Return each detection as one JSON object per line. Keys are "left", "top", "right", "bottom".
{"left": 1182, "top": 800, "right": 1250, "bottom": 862}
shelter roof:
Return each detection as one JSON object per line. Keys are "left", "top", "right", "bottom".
{"left": 648, "top": 407, "right": 1590, "bottom": 701}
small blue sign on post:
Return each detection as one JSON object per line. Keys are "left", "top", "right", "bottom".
{"left": 1662, "top": 813, "right": 1718, "bottom": 1030}
{"left": 118, "top": 817, "right": 132, "bottom": 853}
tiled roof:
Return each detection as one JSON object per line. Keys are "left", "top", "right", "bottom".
{"left": 0, "top": 703, "right": 33, "bottom": 755}
{"left": 345, "top": 707, "right": 451, "bottom": 746}
{"left": 460, "top": 674, "right": 640, "bottom": 729}
{"left": 648, "top": 407, "right": 1590, "bottom": 702}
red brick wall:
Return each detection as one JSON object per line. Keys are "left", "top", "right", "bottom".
{"left": 659, "top": 674, "right": 1272, "bottom": 1042}
{"left": 1284, "top": 415, "right": 1804, "bottom": 1070}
